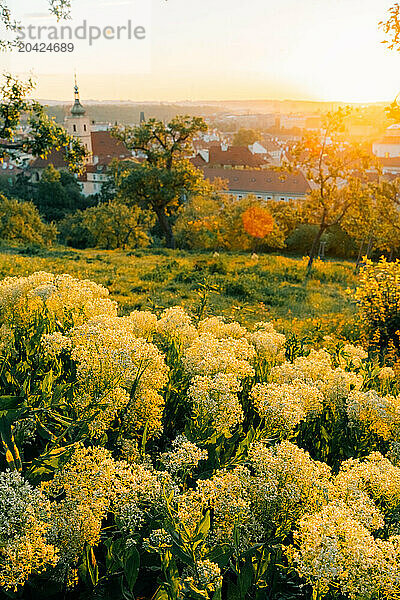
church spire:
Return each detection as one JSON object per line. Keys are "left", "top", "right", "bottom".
{"left": 71, "top": 74, "right": 86, "bottom": 116}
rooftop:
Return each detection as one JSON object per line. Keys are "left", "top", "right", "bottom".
{"left": 202, "top": 167, "right": 310, "bottom": 195}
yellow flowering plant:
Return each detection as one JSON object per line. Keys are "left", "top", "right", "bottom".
{"left": 3, "top": 271, "right": 400, "bottom": 600}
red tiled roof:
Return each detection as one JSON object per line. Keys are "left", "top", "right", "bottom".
{"left": 261, "top": 140, "right": 281, "bottom": 152}
{"left": 91, "top": 131, "right": 130, "bottom": 162}
{"left": 202, "top": 167, "right": 310, "bottom": 195}
{"left": 30, "top": 131, "right": 131, "bottom": 171}
{"left": 378, "top": 157, "right": 400, "bottom": 167}
{"left": 210, "top": 146, "right": 266, "bottom": 167}
{"left": 375, "top": 137, "right": 400, "bottom": 145}
{"left": 193, "top": 140, "right": 222, "bottom": 152}
{"left": 31, "top": 149, "right": 67, "bottom": 169}
{"left": 192, "top": 146, "right": 267, "bottom": 168}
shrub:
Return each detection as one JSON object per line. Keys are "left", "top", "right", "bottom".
{"left": 354, "top": 257, "right": 400, "bottom": 356}
{"left": 0, "top": 194, "right": 57, "bottom": 246}
{"left": 286, "top": 224, "right": 327, "bottom": 255}
{"left": 58, "top": 210, "right": 94, "bottom": 249}
{"left": 175, "top": 194, "right": 285, "bottom": 252}
{"left": 59, "top": 202, "right": 155, "bottom": 250}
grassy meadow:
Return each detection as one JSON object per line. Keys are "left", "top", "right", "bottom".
{"left": 0, "top": 246, "right": 359, "bottom": 338}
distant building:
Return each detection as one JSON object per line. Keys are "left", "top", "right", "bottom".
{"left": 372, "top": 125, "right": 400, "bottom": 174}
{"left": 202, "top": 167, "right": 310, "bottom": 202}
{"left": 91, "top": 121, "right": 112, "bottom": 132}
{"left": 217, "top": 113, "right": 276, "bottom": 129}
{"left": 191, "top": 144, "right": 268, "bottom": 168}
{"left": 251, "top": 140, "right": 283, "bottom": 164}
{"left": 374, "top": 157, "right": 400, "bottom": 175}
{"left": 64, "top": 82, "right": 93, "bottom": 163}
{"left": 29, "top": 81, "right": 132, "bottom": 195}
{"left": 373, "top": 125, "right": 400, "bottom": 158}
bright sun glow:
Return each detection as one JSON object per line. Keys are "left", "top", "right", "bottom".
{"left": 2, "top": 0, "right": 400, "bottom": 102}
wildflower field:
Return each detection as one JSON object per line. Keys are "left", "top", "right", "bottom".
{"left": 3, "top": 251, "right": 400, "bottom": 600}
{"left": 0, "top": 247, "right": 359, "bottom": 341}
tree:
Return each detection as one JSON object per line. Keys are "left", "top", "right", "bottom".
{"left": 82, "top": 202, "right": 155, "bottom": 250}
{"left": 241, "top": 205, "right": 274, "bottom": 239}
{"left": 60, "top": 202, "right": 154, "bottom": 250}
{"left": 0, "top": 2, "right": 84, "bottom": 171}
{"left": 0, "top": 194, "right": 57, "bottom": 246}
{"left": 371, "top": 179, "right": 400, "bottom": 256}
{"left": 174, "top": 182, "right": 227, "bottom": 250}
{"left": 221, "top": 195, "right": 284, "bottom": 252}
{"left": 266, "top": 199, "right": 300, "bottom": 240}
{"left": 111, "top": 116, "right": 208, "bottom": 247}
{"left": 0, "top": 0, "right": 71, "bottom": 48}
{"left": 1, "top": 165, "right": 92, "bottom": 222}
{"left": 341, "top": 180, "right": 379, "bottom": 267}
{"left": 0, "top": 75, "right": 85, "bottom": 172}
{"left": 380, "top": 3, "right": 400, "bottom": 50}
{"left": 284, "top": 108, "right": 372, "bottom": 274}
{"left": 175, "top": 192, "right": 284, "bottom": 252}
{"left": 233, "top": 128, "right": 261, "bottom": 146}
{"left": 35, "top": 165, "right": 91, "bottom": 222}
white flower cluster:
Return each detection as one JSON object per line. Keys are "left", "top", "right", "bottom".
{"left": 346, "top": 390, "right": 400, "bottom": 440}
{"left": 288, "top": 502, "right": 400, "bottom": 600}
{"left": 44, "top": 445, "right": 171, "bottom": 576}
{"left": 0, "top": 471, "right": 57, "bottom": 591}
{"left": 251, "top": 381, "right": 324, "bottom": 437}
{"left": 157, "top": 306, "right": 198, "bottom": 347}
{"left": 249, "top": 441, "right": 333, "bottom": 531}
{"left": 247, "top": 321, "right": 286, "bottom": 362}
{"left": 0, "top": 271, "right": 117, "bottom": 329}
{"left": 272, "top": 349, "right": 363, "bottom": 410}
{"left": 143, "top": 528, "right": 173, "bottom": 554}
{"left": 41, "top": 331, "right": 72, "bottom": 358}
{"left": 338, "top": 343, "right": 368, "bottom": 369}
{"left": 183, "top": 334, "right": 256, "bottom": 378}
{"left": 69, "top": 317, "right": 169, "bottom": 439}
{"left": 198, "top": 316, "right": 247, "bottom": 339}
{"left": 160, "top": 435, "right": 208, "bottom": 474}
{"left": 188, "top": 373, "right": 243, "bottom": 436}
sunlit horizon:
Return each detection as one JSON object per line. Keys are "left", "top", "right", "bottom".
{"left": 3, "top": 0, "right": 400, "bottom": 104}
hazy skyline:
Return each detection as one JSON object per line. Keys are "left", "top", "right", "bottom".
{"left": 2, "top": 0, "right": 400, "bottom": 103}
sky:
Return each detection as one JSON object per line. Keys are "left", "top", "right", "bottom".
{"left": 2, "top": 0, "right": 400, "bottom": 103}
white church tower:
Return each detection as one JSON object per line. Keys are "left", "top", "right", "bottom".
{"left": 65, "top": 77, "right": 93, "bottom": 164}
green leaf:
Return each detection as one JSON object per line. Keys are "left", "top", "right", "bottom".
{"left": 0, "top": 396, "right": 24, "bottom": 411}
{"left": 123, "top": 545, "right": 140, "bottom": 592}
{"left": 237, "top": 558, "right": 254, "bottom": 599}
{"left": 28, "top": 444, "right": 75, "bottom": 482}
{"left": 36, "top": 420, "right": 56, "bottom": 441}
{"left": 152, "top": 586, "right": 170, "bottom": 600}
{"left": 86, "top": 545, "right": 99, "bottom": 587}
{"left": 194, "top": 509, "right": 211, "bottom": 542}
{"left": 226, "top": 581, "right": 240, "bottom": 600}
{"left": 206, "top": 544, "right": 233, "bottom": 567}
{"left": 0, "top": 416, "right": 21, "bottom": 471}
{"left": 212, "top": 589, "right": 222, "bottom": 600}
{"left": 41, "top": 370, "right": 54, "bottom": 395}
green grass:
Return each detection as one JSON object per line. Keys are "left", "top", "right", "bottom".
{"left": 0, "top": 246, "right": 360, "bottom": 337}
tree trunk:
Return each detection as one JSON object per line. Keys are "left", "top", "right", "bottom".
{"left": 354, "top": 239, "right": 365, "bottom": 274}
{"left": 155, "top": 206, "right": 175, "bottom": 249}
{"left": 365, "top": 236, "right": 373, "bottom": 259}
{"left": 306, "top": 225, "right": 326, "bottom": 277}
